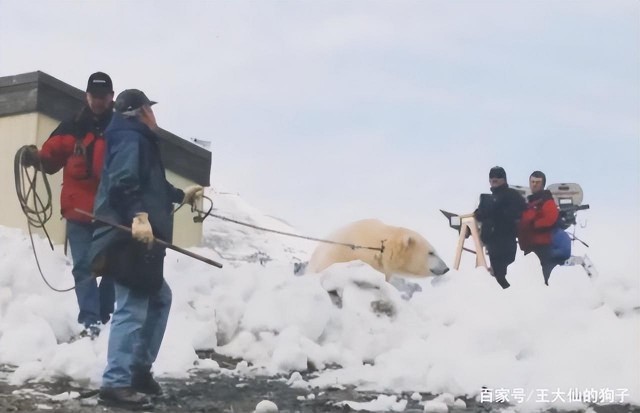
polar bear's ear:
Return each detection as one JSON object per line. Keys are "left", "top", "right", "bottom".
{"left": 402, "top": 235, "right": 415, "bottom": 249}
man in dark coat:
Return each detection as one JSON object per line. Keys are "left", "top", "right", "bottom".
{"left": 89, "top": 89, "right": 203, "bottom": 409}
{"left": 474, "top": 166, "right": 526, "bottom": 289}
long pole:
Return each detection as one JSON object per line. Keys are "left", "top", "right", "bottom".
{"left": 75, "top": 209, "right": 223, "bottom": 269}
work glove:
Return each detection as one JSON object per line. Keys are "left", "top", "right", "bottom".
{"left": 182, "top": 185, "right": 204, "bottom": 206}
{"left": 22, "top": 145, "right": 40, "bottom": 167}
{"left": 132, "top": 212, "right": 154, "bottom": 245}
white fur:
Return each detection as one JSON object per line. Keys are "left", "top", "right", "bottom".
{"left": 307, "top": 219, "right": 449, "bottom": 281}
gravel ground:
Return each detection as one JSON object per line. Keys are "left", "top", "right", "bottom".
{"left": 1, "top": 352, "right": 638, "bottom": 413}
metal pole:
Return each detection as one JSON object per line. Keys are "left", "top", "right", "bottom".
{"left": 75, "top": 209, "right": 223, "bottom": 269}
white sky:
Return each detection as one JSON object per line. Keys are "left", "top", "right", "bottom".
{"left": 1, "top": 1, "right": 638, "bottom": 249}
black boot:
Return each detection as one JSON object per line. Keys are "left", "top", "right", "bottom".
{"left": 132, "top": 371, "right": 163, "bottom": 395}
{"left": 495, "top": 275, "right": 510, "bottom": 289}
{"left": 98, "top": 387, "right": 152, "bottom": 410}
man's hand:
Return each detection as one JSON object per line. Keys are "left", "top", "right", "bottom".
{"left": 182, "top": 185, "right": 204, "bottom": 206}
{"left": 22, "top": 145, "right": 40, "bottom": 167}
{"left": 132, "top": 212, "right": 154, "bottom": 245}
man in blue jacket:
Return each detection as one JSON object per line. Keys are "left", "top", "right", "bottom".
{"left": 89, "top": 89, "right": 203, "bottom": 409}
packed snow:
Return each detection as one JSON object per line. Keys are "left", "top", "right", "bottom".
{"left": 254, "top": 399, "right": 279, "bottom": 412}
{"left": 0, "top": 189, "right": 638, "bottom": 412}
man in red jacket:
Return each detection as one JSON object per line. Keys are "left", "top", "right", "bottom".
{"left": 518, "top": 171, "right": 560, "bottom": 286}
{"left": 23, "top": 72, "right": 115, "bottom": 337}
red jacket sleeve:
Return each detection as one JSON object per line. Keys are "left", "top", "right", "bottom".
{"left": 38, "top": 123, "right": 75, "bottom": 174}
{"left": 533, "top": 199, "right": 559, "bottom": 230}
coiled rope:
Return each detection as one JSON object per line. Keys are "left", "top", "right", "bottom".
{"left": 14, "top": 146, "right": 74, "bottom": 292}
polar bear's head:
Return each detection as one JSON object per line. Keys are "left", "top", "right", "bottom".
{"left": 381, "top": 231, "right": 449, "bottom": 277}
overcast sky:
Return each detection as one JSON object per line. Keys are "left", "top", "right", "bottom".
{"left": 1, "top": 0, "right": 638, "bottom": 266}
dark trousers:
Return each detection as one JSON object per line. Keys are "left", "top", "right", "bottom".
{"left": 67, "top": 220, "right": 115, "bottom": 326}
{"left": 487, "top": 240, "right": 517, "bottom": 289}
{"left": 533, "top": 245, "right": 560, "bottom": 286}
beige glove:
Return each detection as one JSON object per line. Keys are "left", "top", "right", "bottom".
{"left": 132, "top": 212, "right": 154, "bottom": 245}
{"left": 182, "top": 185, "right": 204, "bottom": 206}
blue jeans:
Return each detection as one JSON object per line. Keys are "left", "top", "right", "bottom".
{"left": 67, "top": 220, "right": 115, "bottom": 327}
{"left": 102, "top": 280, "right": 172, "bottom": 388}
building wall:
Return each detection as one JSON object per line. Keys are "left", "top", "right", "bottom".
{"left": 166, "top": 171, "right": 204, "bottom": 248}
{"left": 35, "top": 113, "right": 66, "bottom": 244}
{"left": 0, "top": 113, "right": 66, "bottom": 244}
{"left": 1, "top": 112, "right": 203, "bottom": 248}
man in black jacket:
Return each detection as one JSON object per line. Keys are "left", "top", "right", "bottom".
{"left": 474, "top": 167, "right": 526, "bottom": 289}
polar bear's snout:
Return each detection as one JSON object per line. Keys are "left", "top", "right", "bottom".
{"left": 430, "top": 254, "right": 449, "bottom": 275}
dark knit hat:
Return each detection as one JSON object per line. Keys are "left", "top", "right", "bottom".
{"left": 489, "top": 166, "right": 506, "bottom": 179}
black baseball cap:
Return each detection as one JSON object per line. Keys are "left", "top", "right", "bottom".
{"left": 86, "top": 72, "right": 113, "bottom": 97}
{"left": 489, "top": 166, "right": 507, "bottom": 179}
{"left": 114, "top": 89, "right": 157, "bottom": 114}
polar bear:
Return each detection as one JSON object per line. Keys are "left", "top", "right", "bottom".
{"left": 303, "top": 219, "right": 449, "bottom": 281}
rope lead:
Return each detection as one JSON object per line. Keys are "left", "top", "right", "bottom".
{"left": 190, "top": 195, "right": 385, "bottom": 253}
